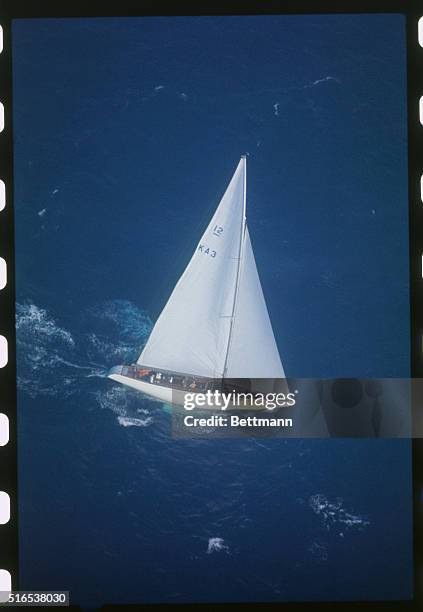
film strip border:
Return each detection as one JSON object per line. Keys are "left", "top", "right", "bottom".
{"left": 0, "top": 1, "right": 420, "bottom": 610}
{"left": 0, "top": 8, "right": 18, "bottom": 596}
{"left": 413, "top": 9, "right": 423, "bottom": 611}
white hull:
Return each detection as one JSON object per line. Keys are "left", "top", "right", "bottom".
{"left": 108, "top": 373, "right": 285, "bottom": 411}
{"left": 108, "top": 374, "right": 176, "bottom": 404}
{"left": 108, "top": 374, "right": 219, "bottom": 408}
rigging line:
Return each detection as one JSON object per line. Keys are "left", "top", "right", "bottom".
{"left": 222, "top": 156, "right": 247, "bottom": 379}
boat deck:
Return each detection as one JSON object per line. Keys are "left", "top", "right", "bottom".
{"left": 108, "top": 364, "right": 216, "bottom": 393}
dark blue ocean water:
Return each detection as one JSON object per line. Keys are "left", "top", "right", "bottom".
{"left": 12, "top": 14, "right": 412, "bottom": 609}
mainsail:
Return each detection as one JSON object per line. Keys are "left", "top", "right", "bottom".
{"left": 138, "top": 156, "right": 285, "bottom": 379}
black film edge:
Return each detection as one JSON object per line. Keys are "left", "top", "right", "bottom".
{"left": 0, "top": 2, "right": 422, "bottom": 611}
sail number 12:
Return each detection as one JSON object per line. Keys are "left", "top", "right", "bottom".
{"left": 197, "top": 226, "right": 223, "bottom": 258}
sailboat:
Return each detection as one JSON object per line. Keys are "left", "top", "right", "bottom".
{"left": 108, "top": 156, "right": 285, "bottom": 407}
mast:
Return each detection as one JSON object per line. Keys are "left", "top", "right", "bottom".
{"left": 222, "top": 155, "right": 247, "bottom": 378}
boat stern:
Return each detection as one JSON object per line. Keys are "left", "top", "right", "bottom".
{"left": 107, "top": 365, "right": 125, "bottom": 378}
{"left": 107, "top": 365, "right": 175, "bottom": 404}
